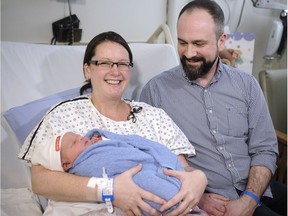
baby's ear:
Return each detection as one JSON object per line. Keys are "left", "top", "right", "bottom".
{"left": 62, "top": 162, "right": 72, "bottom": 171}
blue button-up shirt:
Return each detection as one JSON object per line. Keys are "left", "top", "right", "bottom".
{"left": 140, "top": 60, "right": 278, "bottom": 199}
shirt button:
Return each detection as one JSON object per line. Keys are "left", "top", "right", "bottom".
{"left": 204, "top": 89, "right": 208, "bottom": 93}
{"left": 209, "top": 109, "right": 213, "bottom": 113}
{"left": 219, "top": 147, "right": 223, "bottom": 150}
{"left": 213, "top": 130, "right": 216, "bottom": 134}
{"left": 228, "top": 164, "right": 232, "bottom": 168}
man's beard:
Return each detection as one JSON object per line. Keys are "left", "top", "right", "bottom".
{"left": 181, "top": 55, "right": 217, "bottom": 81}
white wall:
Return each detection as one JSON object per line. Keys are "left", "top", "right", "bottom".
{"left": 167, "top": 0, "right": 287, "bottom": 78}
{"left": 1, "top": 0, "right": 287, "bottom": 77}
{"left": 1, "top": 0, "right": 167, "bottom": 43}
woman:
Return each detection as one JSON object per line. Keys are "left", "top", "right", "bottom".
{"left": 19, "top": 31, "right": 207, "bottom": 216}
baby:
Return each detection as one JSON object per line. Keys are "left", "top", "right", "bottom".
{"left": 62, "top": 129, "right": 183, "bottom": 215}
{"left": 32, "top": 128, "right": 205, "bottom": 216}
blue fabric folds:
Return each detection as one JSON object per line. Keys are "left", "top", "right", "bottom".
{"left": 69, "top": 129, "right": 184, "bottom": 215}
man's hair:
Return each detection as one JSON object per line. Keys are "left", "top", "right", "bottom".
{"left": 178, "top": 0, "right": 225, "bottom": 39}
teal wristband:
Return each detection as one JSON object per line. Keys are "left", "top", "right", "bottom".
{"left": 241, "top": 191, "right": 262, "bottom": 206}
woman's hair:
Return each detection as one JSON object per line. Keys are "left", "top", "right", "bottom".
{"left": 178, "top": 0, "right": 225, "bottom": 40}
{"left": 80, "top": 31, "right": 133, "bottom": 95}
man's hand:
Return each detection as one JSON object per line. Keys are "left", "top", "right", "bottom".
{"left": 198, "top": 193, "right": 230, "bottom": 216}
{"left": 113, "top": 164, "right": 165, "bottom": 216}
{"left": 224, "top": 194, "right": 257, "bottom": 216}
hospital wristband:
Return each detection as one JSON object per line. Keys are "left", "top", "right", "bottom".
{"left": 86, "top": 176, "right": 114, "bottom": 213}
{"left": 102, "top": 178, "right": 114, "bottom": 213}
{"left": 240, "top": 191, "right": 262, "bottom": 206}
{"left": 86, "top": 177, "right": 110, "bottom": 202}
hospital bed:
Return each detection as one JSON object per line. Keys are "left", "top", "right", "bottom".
{"left": 1, "top": 29, "right": 179, "bottom": 215}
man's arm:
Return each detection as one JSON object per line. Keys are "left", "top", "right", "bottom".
{"left": 224, "top": 165, "right": 272, "bottom": 216}
{"left": 245, "top": 165, "right": 272, "bottom": 201}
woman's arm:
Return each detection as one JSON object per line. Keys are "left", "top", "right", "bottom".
{"left": 177, "top": 154, "right": 196, "bottom": 171}
{"left": 32, "top": 164, "right": 165, "bottom": 216}
{"left": 31, "top": 164, "right": 90, "bottom": 201}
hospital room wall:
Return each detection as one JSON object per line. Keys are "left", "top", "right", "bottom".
{"left": 1, "top": 0, "right": 167, "bottom": 43}
{"left": 1, "top": 0, "right": 287, "bottom": 78}
{"left": 167, "top": 0, "right": 287, "bottom": 79}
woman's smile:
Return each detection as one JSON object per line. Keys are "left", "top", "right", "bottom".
{"left": 105, "top": 79, "right": 121, "bottom": 85}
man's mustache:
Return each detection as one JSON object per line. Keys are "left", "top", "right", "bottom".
{"left": 183, "top": 55, "right": 204, "bottom": 62}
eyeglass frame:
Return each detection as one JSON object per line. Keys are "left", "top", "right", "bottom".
{"left": 89, "top": 60, "right": 133, "bottom": 71}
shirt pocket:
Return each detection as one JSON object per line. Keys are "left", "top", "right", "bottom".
{"left": 226, "top": 106, "right": 248, "bottom": 137}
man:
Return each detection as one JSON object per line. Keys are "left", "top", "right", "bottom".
{"left": 140, "top": 0, "right": 287, "bottom": 215}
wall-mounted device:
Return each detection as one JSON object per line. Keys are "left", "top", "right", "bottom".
{"left": 252, "top": 0, "right": 287, "bottom": 57}
{"left": 51, "top": 0, "right": 82, "bottom": 45}
{"left": 251, "top": 0, "right": 287, "bottom": 10}
{"left": 265, "top": 20, "right": 284, "bottom": 56}
{"left": 52, "top": 14, "right": 82, "bottom": 44}
{"left": 277, "top": 10, "right": 287, "bottom": 56}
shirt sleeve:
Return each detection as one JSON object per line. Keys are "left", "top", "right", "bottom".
{"left": 246, "top": 76, "right": 278, "bottom": 174}
{"left": 140, "top": 79, "right": 161, "bottom": 107}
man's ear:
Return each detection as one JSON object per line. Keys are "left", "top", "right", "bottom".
{"left": 218, "top": 33, "right": 227, "bottom": 52}
{"left": 62, "top": 162, "right": 72, "bottom": 171}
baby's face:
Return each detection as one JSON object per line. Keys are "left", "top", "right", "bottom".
{"left": 61, "top": 132, "right": 94, "bottom": 165}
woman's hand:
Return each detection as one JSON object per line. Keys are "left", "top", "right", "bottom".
{"left": 113, "top": 164, "right": 166, "bottom": 216}
{"left": 159, "top": 169, "right": 207, "bottom": 216}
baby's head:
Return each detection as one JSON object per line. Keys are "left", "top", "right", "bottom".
{"left": 42, "top": 130, "right": 102, "bottom": 172}
{"left": 61, "top": 131, "right": 102, "bottom": 171}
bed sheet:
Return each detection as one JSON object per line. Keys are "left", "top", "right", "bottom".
{"left": 1, "top": 188, "right": 43, "bottom": 216}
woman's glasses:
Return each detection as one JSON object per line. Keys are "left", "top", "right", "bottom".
{"left": 89, "top": 60, "right": 133, "bottom": 71}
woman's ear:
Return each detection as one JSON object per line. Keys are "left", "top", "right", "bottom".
{"left": 83, "top": 63, "right": 91, "bottom": 80}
